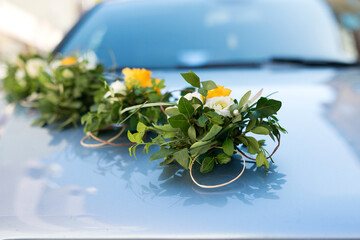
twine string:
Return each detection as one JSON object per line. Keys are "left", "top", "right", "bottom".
{"left": 237, "top": 134, "right": 281, "bottom": 161}
{"left": 80, "top": 125, "right": 134, "bottom": 148}
{"left": 189, "top": 148, "right": 246, "bottom": 189}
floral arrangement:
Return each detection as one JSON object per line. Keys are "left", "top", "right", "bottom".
{"left": 2, "top": 53, "right": 47, "bottom": 102}
{"left": 128, "top": 71, "right": 286, "bottom": 184}
{"left": 2, "top": 53, "right": 288, "bottom": 187}
{"left": 2, "top": 53, "right": 104, "bottom": 128}
{"left": 81, "top": 67, "right": 170, "bottom": 133}
{"left": 32, "top": 56, "right": 104, "bottom": 128}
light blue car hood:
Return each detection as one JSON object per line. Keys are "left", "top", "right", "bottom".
{"left": 0, "top": 67, "right": 360, "bottom": 239}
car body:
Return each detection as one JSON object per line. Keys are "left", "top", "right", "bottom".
{"left": 1, "top": 0, "right": 360, "bottom": 239}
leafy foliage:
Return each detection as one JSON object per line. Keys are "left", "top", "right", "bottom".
{"left": 128, "top": 71, "right": 287, "bottom": 173}
{"left": 2, "top": 53, "right": 47, "bottom": 102}
{"left": 81, "top": 72, "right": 170, "bottom": 133}
{"left": 33, "top": 60, "right": 105, "bottom": 128}
{"left": 1, "top": 53, "right": 105, "bottom": 129}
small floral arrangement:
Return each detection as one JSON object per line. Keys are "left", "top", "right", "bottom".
{"left": 128, "top": 71, "right": 286, "bottom": 186}
{"left": 1, "top": 52, "right": 104, "bottom": 129}
{"left": 31, "top": 56, "right": 104, "bottom": 128}
{"left": 81, "top": 67, "right": 170, "bottom": 133}
{"left": 2, "top": 53, "right": 47, "bottom": 102}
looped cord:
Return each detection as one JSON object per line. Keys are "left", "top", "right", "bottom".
{"left": 238, "top": 134, "right": 281, "bottom": 161}
{"left": 80, "top": 125, "right": 134, "bottom": 148}
{"left": 189, "top": 149, "right": 246, "bottom": 189}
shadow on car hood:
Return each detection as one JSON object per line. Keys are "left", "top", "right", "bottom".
{"left": 0, "top": 67, "right": 360, "bottom": 239}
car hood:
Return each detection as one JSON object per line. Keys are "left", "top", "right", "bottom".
{"left": 1, "top": 67, "right": 360, "bottom": 239}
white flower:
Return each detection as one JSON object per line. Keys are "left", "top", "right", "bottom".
{"left": 15, "top": 69, "right": 25, "bottom": 79}
{"left": 15, "top": 69, "right": 26, "bottom": 87}
{"left": 177, "top": 92, "right": 201, "bottom": 104}
{"left": 62, "top": 69, "right": 74, "bottom": 79}
{"left": 25, "top": 58, "right": 46, "bottom": 78}
{"left": 233, "top": 109, "right": 240, "bottom": 116}
{"left": 204, "top": 96, "right": 234, "bottom": 117}
{"left": 50, "top": 60, "right": 61, "bottom": 70}
{"left": 79, "top": 51, "right": 98, "bottom": 70}
{"left": 104, "top": 80, "right": 127, "bottom": 98}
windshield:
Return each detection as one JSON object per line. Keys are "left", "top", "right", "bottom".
{"left": 57, "top": 0, "right": 360, "bottom": 69}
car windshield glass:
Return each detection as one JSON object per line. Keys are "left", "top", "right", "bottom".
{"left": 58, "top": 0, "right": 360, "bottom": 69}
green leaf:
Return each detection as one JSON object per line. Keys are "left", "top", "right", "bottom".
{"left": 201, "top": 124, "right": 222, "bottom": 141}
{"left": 217, "top": 153, "right": 231, "bottom": 164}
{"left": 250, "top": 97, "right": 282, "bottom": 118}
{"left": 198, "top": 88, "right": 207, "bottom": 97}
{"left": 238, "top": 136, "right": 248, "bottom": 146}
{"left": 251, "top": 126, "right": 269, "bottom": 135}
{"left": 222, "top": 138, "right": 234, "bottom": 156}
{"left": 163, "top": 131, "right": 177, "bottom": 138}
{"left": 246, "top": 136, "right": 260, "bottom": 155}
{"left": 205, "top": 111, "right": 224, "bottom": 125}
{"left": 143, "top": 143, "right": 152, "bottom": 154}
{"left": 165, "top": 106, "right": 180, "bottom": 116}
{"left": 120, "top": 102, "right": 174, "bottom": 115}
{"left": 256, "top": 151, "right": 266, "bottom": 167}
{"left": 69, "top": 101, "right": 82, "bottom": 109}
{"left": 197, "top": 115, "right": 208, "bottom": 127}
{"left": 149, "top": 148, "right": 176, "bottom": 161}
{"left": 160, "top": 157, "right": 174, "bottom": 166}
{"left": 246, "top": 119, "right": 257, "bottom": 132}
{"left": 200, "top": 157, "right": 215, "bottom": 173}
{"left": 232, "top": 115, "right": 242, "bottom": 123}
{"left": 239, "top": 90, "right": 251, "bottom": 108}
{"left": 180, "top": 71, "right": 200, "bottom": 88}
{"left": 137, "top": 122, "right": 147, "bottom": 133}
{"left": 264, "top": 157, "right": 270, "bottom": 169}
{"left": 178, "top": 97, "right": 194, "bottom": 118}
{"left": 152, "top": 123, "right": 177, "bottom": 132}
{"left": 173, "top": 148, "right": 190, "bottom": 169}
{"left": 201, "top": 80, "right": 217, "bottom": 90}
{"left": 168, "top": 114, "right": 190, "bottom": 134}
{"left": 127, "top": 131, "right": 136, "bottom": 143}
{"left": 97, "top": 103, "right": 105, "bottom": 113}
{"left": 133, "top": 132, "right": 143, "bottom": 143}
{"left": 188, "top": 125, "right": 196, "bottom": 140}
{"left": 190, "top": 141, "right": 213, "bottom": 156}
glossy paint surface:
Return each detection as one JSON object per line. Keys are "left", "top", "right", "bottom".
{"left": 1, "top": 67, "right": 360, "bottom": 238}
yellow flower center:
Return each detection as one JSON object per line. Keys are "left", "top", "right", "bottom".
{"left": 61, "top": 57, "right": 77, "bottom": 66}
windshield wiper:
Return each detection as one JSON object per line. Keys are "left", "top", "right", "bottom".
{"left": 108, "top": 58, "right": 359, "bottom": 72}
{"left": 270, "top": 57, "right": 360, "bottom": 67}
{"left": 174, "top": 62, "right": 263, "bottom": 69}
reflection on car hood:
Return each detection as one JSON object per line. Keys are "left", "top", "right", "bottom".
{"left": 1, "top": 67, "right": 360, "bottom": 239}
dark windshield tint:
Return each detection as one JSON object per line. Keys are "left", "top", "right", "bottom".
{"left": 58, "top": 0, "right": 360, "bottom": 69}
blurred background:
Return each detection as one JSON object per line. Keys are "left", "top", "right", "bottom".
{"left": 0, "top": 0, "right": 100, "bottom": 62}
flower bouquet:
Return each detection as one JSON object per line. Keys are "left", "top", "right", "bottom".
{"left": 80, "top": 68, "right": 172, "bottom": 146}
{"left": 128, "top": 71, "right": 286, "bottom": 188}
{"left": 2, "top": 53, "right": 47, "bottom": 102}
{"left": 30, "top": 56, "right": 104, "bottom": 128}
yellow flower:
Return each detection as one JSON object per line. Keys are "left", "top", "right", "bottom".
{"left": 122, "top": 67, "right": 152, "bottom": 88}
{"left": 122, "top": 68, "right": 162, "bottom": 94}
{"left": 153, "top": 78, "right": 162, "bottom": 95}
{"left": 207, "top": 85, "right": 231, "bottom": 98}
{"left": 61, "top": 57, "right": 77, "bottom": 66}
{"left": 202, "top": 85, "right": 231, "bottom": 101}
